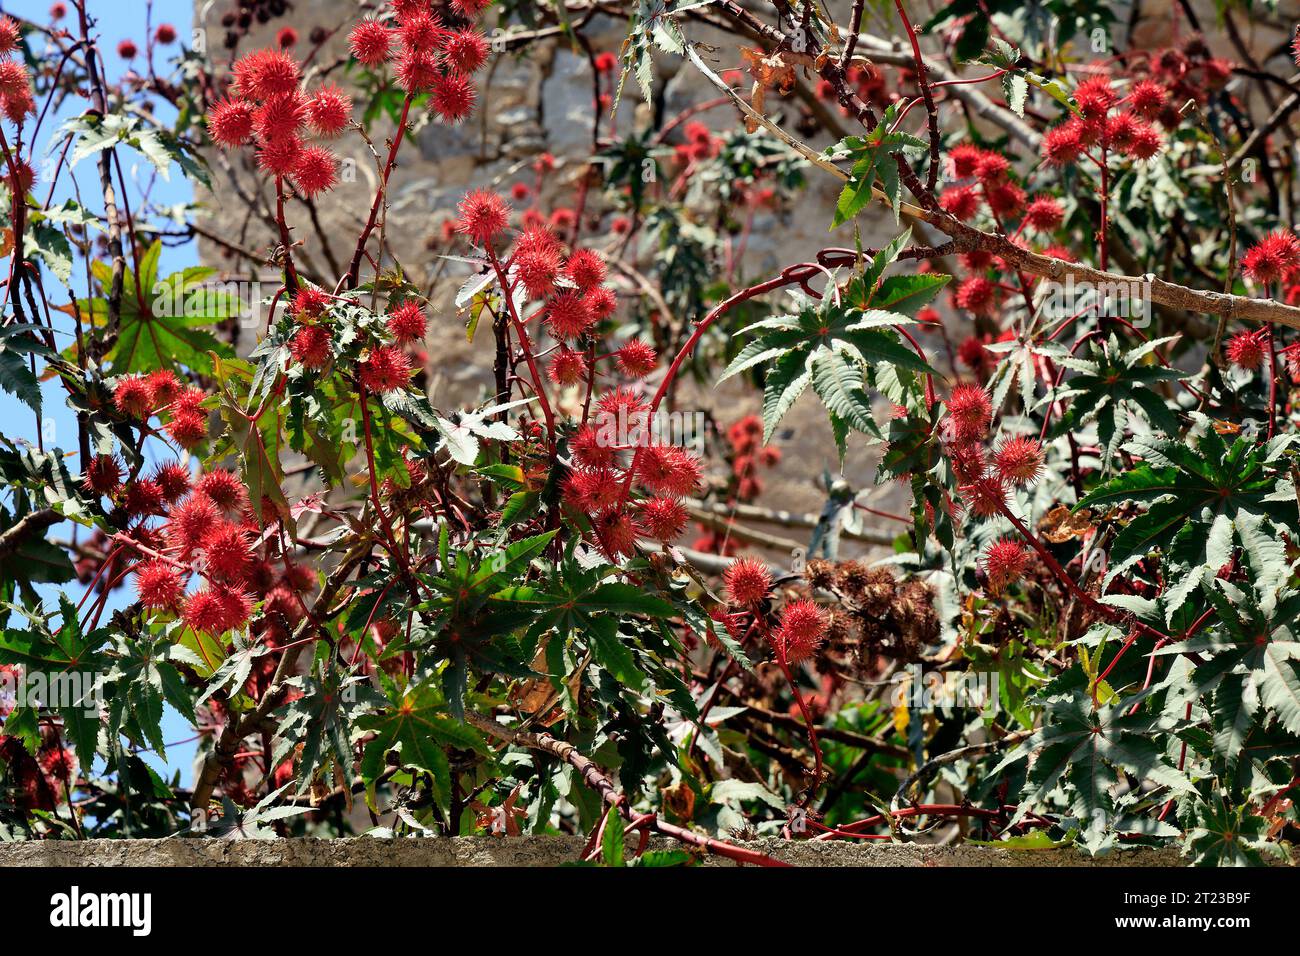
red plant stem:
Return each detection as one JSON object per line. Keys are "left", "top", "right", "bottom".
{"left": 771, "top": 630, "right": 825, "bottom": 804}
{"left": 342, "top": 92, "right": 415, "bottom": 289}
{"left": 1097, "top": 150, "right": 1110, "bottom": 271}
{"left": 994, "top": 499, "right": 1169, "bottom": 644}
{"left": 1266, "top": 322, "right": 1278, "bottom": 439}
{"left": 618, "top": 265, "right": 816, "bottom": 505}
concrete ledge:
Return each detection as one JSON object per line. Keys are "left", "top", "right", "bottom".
{"left": 0, "top": 836, "right": 1193, "bottom": 867}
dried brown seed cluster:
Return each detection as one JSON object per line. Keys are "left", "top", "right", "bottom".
{"left": 805, "top": 560, "right": 940, "bottom": 671}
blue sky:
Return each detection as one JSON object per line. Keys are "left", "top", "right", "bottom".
{"left": 2, "top": 0, "right": 200, "bottom": 783}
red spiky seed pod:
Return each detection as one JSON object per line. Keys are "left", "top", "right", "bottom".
{"left": 1128, "top": 80, "right": 1167, "bottom": 118}
{"left": 152, "top": 461, "right": 191, "bottom": 502}
{"left": 544, "top": 290, "right": 594, "bottom": 340}
{"left": 0, "top": 16, "right": 19, "bottom": 55}
{"left": 123, "top": 478, "right": 165, "bottom": 517}
{"left": 593, "top": 508, "right": 639, "bottom": 558}
{"left": 960, "top": 475, "right": 1008, "bottom": 520}
{"left": 564, "top": 248, "right": 607, "bottom": 292}
{"left": 583, "top": 286, "right": 618, "bottom": 321}
{"left": 253, "top": 91, "right": 308, "bottom": 143}
{"left": 635, "top": 445, "right": 701, "bottom": 496}
{"left": 196, "top": 469, "right": 248, "bottom": 513}
{"left": 145, "top": 370, "right": 182, "bottom": 407}
{"left": 291, "top": 286, "right": 330, "bottom": 317}
{"left": 167, "top": 411, "right": 207, "bottom": 449}
{"left": 167, "top": 494, "right": 220, "bottom": 557}
{"left": 570, "top": 424, "right": 616, "bottom": 467}
{"left": 993, "top": 435, "right": 1045, "bottom": 486}
{"left": 306, "top": 84, "right": 352, "bottom": 136}
{"left": 616, "top": 341, "right": 657, "bottom": 378}
{"left": 430, "top": 71, "right": 476, "bottom": 123}
{"left": 183, "top": 589, "right": 230, "bottom": 635}
{"left": 206, "top": 97, "right": 255, "bottom": 148}
{"left": 771, "top": 599, "right": 828, "bottom": 663}
{"left": 562, "top": 467, "right": 623, "bottom": 512}
{"left": 83, "top": 455, "right": 123, "bottom": 497}
{"left": 954, "top": 275, "right": 997, "bottom": 316}
{"left": 257, "top": 136, "right": 304, "bottom": 177}
{"left": 202, "top": 521, "right": 254, "bottom": 582}
{"left": 358, "top": 345, "right": 413, "bottom": 393}
{"left": 547, "top": 348, "right": 588, "bottom": 386}
{"left": 348, "top": 19, "right": 391, "bottom": 66}
{"left": 231, "top": 48, "right": 300, "bottom": 99}
{"left": 973, "top": 152, "right": 1009, "bottom": 184}
{"left": 639, "top": 496, "right": 688, "bottom": 541}
{"left": 1041, "top": 121, "right": 1084, "bottom": 166}
{"left": 135, "top": 560, "right": 184, "bottom": 609}
{"left": 386, "top": 301, "right": 427, "bottom": 344}
{"left": 443, "top": 30, "right": 488, "bottom": 74}
{"left": 947, "top": 383, "right": 992, "bottom": 440}
{"left": 113, "top": 375, "right": 154, "bottom": 418}
{"left": 724, "top": 556, "right": 773, "bottom": 606}
{"left": 1225, "top": 330, "right": 1267, "bottom": 369}
{"left": 291, "top": 146, "right": 338, "bottom": 197}
{"left": 456, "top": 189, "right": 510, "bottom": 247}
{"left": 1023, "top": 196, "right": 1064, "bottom": 232}
{"left": 1074, "top": 76, "right": 1116, "bottom": 119}
{"left": 939, "top": 184, "right": 981, "bottom": 221}
{"left": 1242, "top": 230, "right": 1300, "bottom": 285}
{"left": 398, "top": 11, "right": 445, "bottom": 53}
{"left": 982, "top": 538, "right": 1029, "bottom": 593}
{"left": 946, "top": 143, "right": 983, "bottom": 178}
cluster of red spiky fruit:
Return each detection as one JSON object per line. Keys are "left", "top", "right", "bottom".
{"left": 284, "top": 283, "right": 425, "bottom": 392}
{"left": 938, "top": 383, "right": 1045, "bottom": 593}
{"left": 1039, "top": 72, "right": 1165, "bottom": 167}
{"left": 109, "top": 369, "right": 209, "bottom": 450}
{"left": 449, "top": 187, "right": 700, "bottom": 559}
{"left": 82, "top": 427, "right": 311, "bottom": 639}
{"left": 205, "top": 46, "right": 349, "bottom": 197}
{"left": 719, "top": 557, "right": 828, "bottom": 663}
{"left": 937, "top": 142, "right": 1076, "bottom": 329}
{"left": 0, "top": 17, "right": 36, "bottom": 180}
{"left": 347, "top": 0, "right": 490, "bottom": 121}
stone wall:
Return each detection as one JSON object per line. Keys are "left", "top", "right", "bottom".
{"left": 0, "top": 835, "right": 1189, "bottom": 866}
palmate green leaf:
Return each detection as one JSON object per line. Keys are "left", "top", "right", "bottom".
{"left": 1182, "top": 793, "right": 1285, "bottom": 866}
{"left": 733, "top": 295, "right": 934, "bottom": 445}
{"left": 828, "top": 104, "right": 927, "bottom": 228}
{"left": 760, "top": 348, "right": 811, "bottom": 443}
{"left": 811, "top": 349, "right": 877, "bottom": 463}
{"left": 998, "top": 688, "right": 1191, "bottom": 831}
{"left": 0, "top": 595, "right": 110, "bottom": 673}
{"left": 97, "top": 244, "right": 234, "bottom": 377}
{"left": 0, "top": 596, "right": 110, "bottom": 763}
{"left": 59, "top": 112, "right": 209, "bottom": 185}
{"left": 867, "top": 273, "right": 951, "bottom": 313}
{"left": 1184, "top": 578, "right": 1300, "bottom": 747}
{"left": 197, "top": 632, "right": 269, "bottom": 706}
{"left": 357, "top": 681, "right": 489, "bottom": 806}
{"left": 102, "top": 632, "right": 206, "bottom": 765}
{"left": 1078, "top": 429, "right": 1296, "bottom": 583}
{"left": 275, "top": 664, "right": 384, "bottom": 794}
{"left": 24, "top": 221, "right": 74, "bottom": 285}
{"left": 1050, "top": 335, "right": 1185, "bottom": 467}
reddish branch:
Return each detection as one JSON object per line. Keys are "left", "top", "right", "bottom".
{"left": 466, "top": 711, "right": 791, "bottom": 866}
